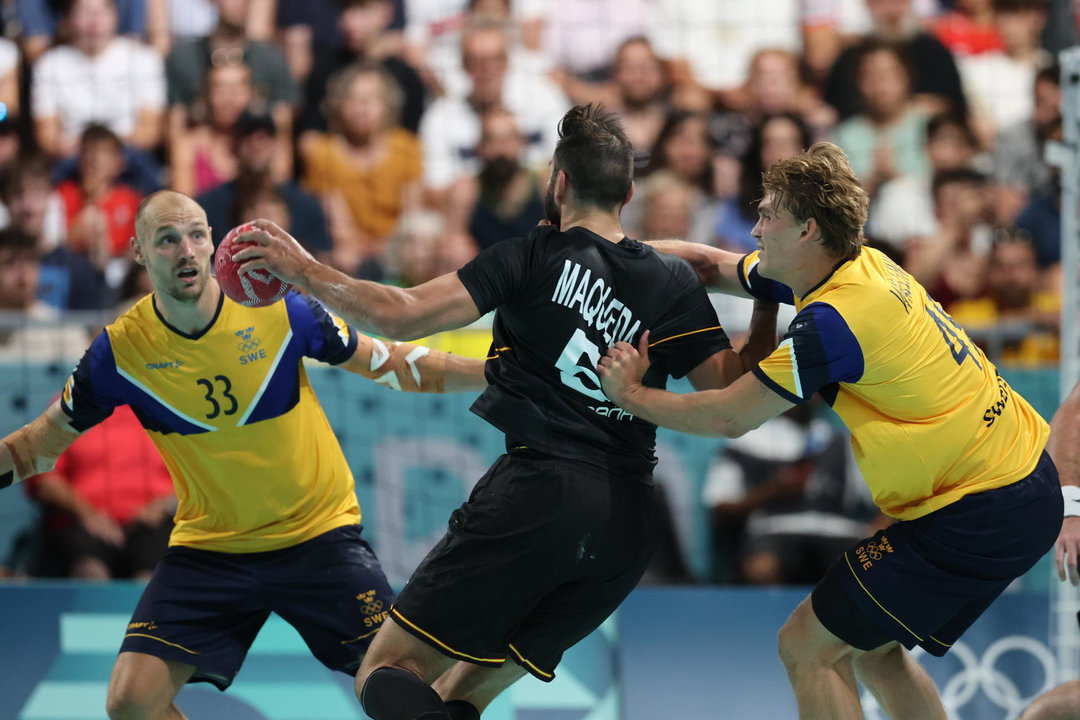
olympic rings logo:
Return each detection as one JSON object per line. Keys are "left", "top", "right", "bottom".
{"left": 860, "top": 636, "right": 1057, "bottom": 720}
{"left": 237, "top": 338, "right": 261, "bottom": 352}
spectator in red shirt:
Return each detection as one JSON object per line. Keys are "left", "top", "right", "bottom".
{"left": 57, "top": 124, "right": 142, "bottom": 271}
{"left": 24, "top": 404, "right": 175, "bottom": 580}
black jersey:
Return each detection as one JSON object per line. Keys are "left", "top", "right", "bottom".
{"left": 457, "top": 225, "right": 731, "bottom": 474}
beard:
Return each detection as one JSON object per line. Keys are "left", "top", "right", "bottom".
{"left": 543, "top": 175, "right": 561, "bottom": 227}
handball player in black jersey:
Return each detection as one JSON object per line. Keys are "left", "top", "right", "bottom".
{"left": 233, "top": 105, "right": 778, "bottom": 720}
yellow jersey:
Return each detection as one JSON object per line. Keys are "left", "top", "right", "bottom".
{"left": 739, "top": 247, "right": 1049, "bottom": 520}
{"left": 60, "top": 290, "right": 362, "bottom": 552}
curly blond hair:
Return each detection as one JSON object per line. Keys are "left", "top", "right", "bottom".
{"left": 762, "top": 142, "right": 868, "bottom": 261}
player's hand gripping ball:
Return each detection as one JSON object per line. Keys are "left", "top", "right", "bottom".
{"left": 214, "top": 222, "right": 292, "bottom": 307}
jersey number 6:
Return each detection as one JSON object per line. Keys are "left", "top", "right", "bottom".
{"left": 555, "top": 328, "right": 607, "bottom": 402}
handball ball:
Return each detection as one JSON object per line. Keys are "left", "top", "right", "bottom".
{"left": 214, "top": 222, "right": 291, "bottom": 307}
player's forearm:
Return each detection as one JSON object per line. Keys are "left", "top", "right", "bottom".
{"left": 648, "top": 240, "right": 750, "bottom": 297}
{"left": 348, "top": 337, "right": 486, "bottom": 394}
{"left": 441, "top": 355, "right": 488, "bottom": 393}
{"left": 0, "top": 405, "right": 80, "bottom": 489}
{"left": 616, "top": 385, "right": 745, "bottom": 438}
{"left": 735, "top": 301, "right": 779, "bottom": 373}
{"left": 1050, "top": 382, "right": 1080, "bottom": 487}
{"left": 300, "top": 261, "right": 421, "bottom": 339}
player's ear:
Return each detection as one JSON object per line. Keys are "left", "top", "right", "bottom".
{"left": 624, "top": 181, "right": 635, "bottom": 206}
{"left": 554, "top": 170, "right": 568, "bottom": 202}
{"left": 130, "top": 236, "right": 145, "bottom": 266}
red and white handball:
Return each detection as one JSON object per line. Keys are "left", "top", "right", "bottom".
{"left": 214, "top": 222, "right": 292, "bottom": 307}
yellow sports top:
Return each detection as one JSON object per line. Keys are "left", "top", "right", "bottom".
{"left": 739, "top": 247, "right": 1049, "bottom": 520}
{"left": 61, "top": 290, "right": 361, "bottom": 552}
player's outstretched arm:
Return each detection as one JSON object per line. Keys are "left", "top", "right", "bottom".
{"left": 0, "top": 401, "right": 83, "bottom": 490}
{"left": 648, "top": 241, "right": 752, "bottom": 297}
{"left": 340, "top": 334, "right": 487, "bottom": 394}
{"left": 233, "top": 220, "right": 482, "bottom": 340}
{"left": 1050, "top": 381, "right": 1080, "bottom": 585}
{"left": 597, "top": 332, "right": 793, "bottom": 437}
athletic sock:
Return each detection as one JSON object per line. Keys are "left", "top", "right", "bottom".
{"left": 360, "top": 666, "right": 449, "bottom": 720}
{"left": 444, "top": 700, "right": 481, "bottom": 720}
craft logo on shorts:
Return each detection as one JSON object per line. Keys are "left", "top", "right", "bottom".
{"left": 356, "top": 589, "right": 389, "bottom": 628}
{"left": 855, "top": 536, "right": 894, "bottom": 571}
{"left": 236, "top": 326, "right": 267, "bottom": 365}
{"left": 127, "top": 620, "right": 159, "bottom": 631}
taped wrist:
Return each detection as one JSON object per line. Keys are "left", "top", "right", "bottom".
{"left": 1064, "top": 485, "right": 1080, "bottom": 518}
{"left": 362, "top": 338, "right": 445, "bottom": 393}
{"left": 4, "top": 413, "right": 70, "bottom": 482}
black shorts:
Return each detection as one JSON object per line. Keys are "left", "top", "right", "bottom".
{"left": 392, "top": 449, "right": 658, "bottom": 681}
{"left": 812, "top": 451, "right": 1062, "bottom": 656}
{"left": 120, "top": 524, "right": 394, "bottom": 689}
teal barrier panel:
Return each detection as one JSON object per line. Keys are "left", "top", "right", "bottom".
{"left": 0, "top": 363, "right": 1066, "bottom": 584}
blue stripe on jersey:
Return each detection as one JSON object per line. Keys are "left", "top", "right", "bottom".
{"left": 739, "top": 254, "right": 796, "bottom": 304}
{"left": 240, "top": 339, "right": 304, "bottom": 426}
{"left": 786, "top": 303, "right": 865, "bottom": 396}
{"left": 284, "top": 291, "right": 358, "bottom": 365}
{"left": 752, "top": 366, "right": 804, "bottom": 404}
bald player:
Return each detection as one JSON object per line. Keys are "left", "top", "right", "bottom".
{"left": 0, "top": 190, "right": 487, "bottom": 720}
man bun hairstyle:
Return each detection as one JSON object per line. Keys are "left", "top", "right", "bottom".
{"left": 762, "top": 142, "right": 868, "bottom": 261}
{"left": 552, "top": 104, "right": 634, "bottom": 211}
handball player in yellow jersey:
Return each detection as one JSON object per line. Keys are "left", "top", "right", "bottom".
{"left": 0, "top": 191, "right": 487, "bottom": 720}
{"left": 599, "top": 143, "right": 1062, "bottom": 720}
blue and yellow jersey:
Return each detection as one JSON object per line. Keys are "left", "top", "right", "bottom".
{"left": 738, "top": 247, "right": 1049, "bottom": 520}
{"left": 60, "top": 290, "right": 362, "bottom": 552}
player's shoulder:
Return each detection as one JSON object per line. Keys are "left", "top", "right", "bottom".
{"left": 107, "top": 293, "right": 157, "bottom": 339}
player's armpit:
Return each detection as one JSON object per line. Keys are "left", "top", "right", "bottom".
{"left": 342, "top": 335, "right": 487, "bottom": 393}
{"left": 0, "top": 401, "right": 82, "bottom": 487}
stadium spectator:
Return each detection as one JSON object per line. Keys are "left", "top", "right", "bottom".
{"left": 608, "top": 37, "right": 669, "bottom": 172}
{"left": 949, "top": 231, "right": 1059, "bottom": 365}
{"left": 709, "top": 113, "right": 813, "bottom": 253}
{"left": 801, "top": 0, "right": 941, "bottom": 83}
{"left": 302, "top": 62, "right": 421, "bottom": 276}
{"left": 868, "top": 111, "right": 983, "bottom": 253}
{"left": 0, "top": 228, "right": 90, "bottom": 363}
{"left": 402, "top": 0, "right": 544, "bottom": 100}
{"left": 418, "top": 19, "right": 567, "bottom": 203}
{"left": 832, "top": 39, "right": 931, "bottom": 198}
{"left": 146, "top": 0, "right": 276, "bottom": 57}
{"left": 824, "top": 0, "right": 966, "bottom": 122}
{"left": 197, "top": 110, "right": 331, "bottom": 259}
{"left": 19, "top": 0, "right": 146, "bottom": 65}
{"left": 23, "top": 405, "right": 176, "bottom": 580}
{"left": 702, "top": 401, "right": 879, "bottom": 585}
{"left": 58, "top": 125, "right": 142, "bottom": 276}
{"left": 958, "top": 0, "right": 1051, "bottom": 146}
{"left": 994, "top": 63, "right": 1062, "bottom": 226}
{"left": 0, "top": 38, "right": 18, "bottom": 122}
{"left": 164, "top": 0, "right": 298, "bottom": 175}
{"left": 646, "top": 0, "right": 801, "bottom": 110}
{"left": 624, "top": 110, "right": 711, "bottom": 238}
{"left": 0, "top": 155, "right": 108, "bottom": 311}
{"left": 444, "top": 107, "right": 544, "bottom": 251}
{"left": 709, "top": 49, "right": 835, "bottom": 200}
{"left": 168, "top": 62, "right": 256, "bottom": 197}
{"left": 381, "top": 209, "right": 473, "bottom": 288}
{"left": 637, "top": 174, "right": 698, "bottom": 243}
{"left": 31, "top": 0, "right": 166, "bottom": 172}
{"left": 540, "top": 0, "right": 653, "bottom": 83}
{"left": 299, "top": 0, "right": 424, "bottom": 137}
{"left": 934, "top": 0, "right": 1007, "bottom": 56}
{"left": 905, "top": 168, "right": 994, "bottom": 309}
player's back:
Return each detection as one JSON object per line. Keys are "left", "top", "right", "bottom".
{"left": 458, "top": 225, "right": 730, "bottom": 474}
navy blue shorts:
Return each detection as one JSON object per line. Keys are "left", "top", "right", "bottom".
{"left": 812, "top": 451, "right": 1062, "bottom": 657}
{"left": 119, "top": 524, "right": 394, "bottom": 689}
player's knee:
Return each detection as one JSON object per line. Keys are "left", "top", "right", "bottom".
{"left": 777, "top": 606, "right": 820, "bottom": 673}
{"left": 104, "top": 688, "right": 150, "bottom": 720}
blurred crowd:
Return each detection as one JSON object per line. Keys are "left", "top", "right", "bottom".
{"left": 0, "top": 0, "right": 1075, "bottom": 583}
